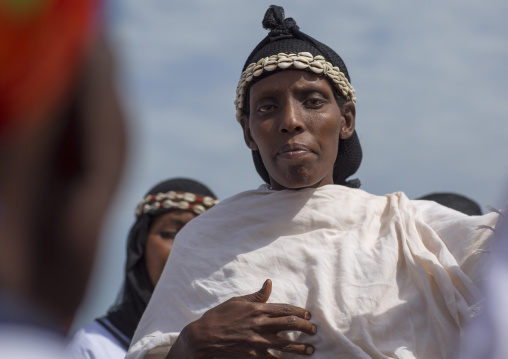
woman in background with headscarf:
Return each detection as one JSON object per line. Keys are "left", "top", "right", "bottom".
{"left": 66, "top": 178, "right": 218, "bottom": 359}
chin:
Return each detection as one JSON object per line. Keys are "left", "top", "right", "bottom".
{"left": 273, "top": 166, "right": 318, "bottom": 190}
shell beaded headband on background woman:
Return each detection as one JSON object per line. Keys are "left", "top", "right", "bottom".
{"left": 234, "top": 51, "right": 357, "bottom": 122}
{"left": 135, "top": 191, "right": 219, "bottom": 217}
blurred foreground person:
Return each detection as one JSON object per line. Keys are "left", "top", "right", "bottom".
{"left": 66, "top": 178, "right": 218, "bottom": 358}
{"left": 127, "top": 6, "right": 498, "bottom": 358}
{"left": 460, "top": 200, "right": 507, "bottom": 359}
{"left": 0, "top": 0, "right": 126, "bottom": 358}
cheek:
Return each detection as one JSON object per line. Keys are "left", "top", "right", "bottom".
{"left": 326, "top": 122, "right": 341, "bottom": 146}
{"left": 317, "top": 116, "right": 341, "bottom": 160}
{"left": 156, "top": 239, "right": 173, "bottom": 262}
{"left": 146, "top": 237, "right": 173, "bottom": 267}
{"left": 249, "top": 122, "right": 272, "bottom": 154}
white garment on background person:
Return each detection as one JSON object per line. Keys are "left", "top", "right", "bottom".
{"left": 127, "top": 184, "right": 497, "bottom": 359}
{"left": 66, "top": 319, "right": 129, "bottom": 359}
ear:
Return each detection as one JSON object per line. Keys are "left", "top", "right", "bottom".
{"left": 239, "top": 115, "right": 258, "bottom": 151}
{"left": 339, "top": 101, "right": 356, "bottom": 140}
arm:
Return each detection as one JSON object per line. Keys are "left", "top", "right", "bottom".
{"left": 166, "top": 279, "right": 316, "bottom": 359}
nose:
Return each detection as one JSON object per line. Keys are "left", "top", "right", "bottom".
{"left": 279, "top": 100, "right": 304, "bottom": 134}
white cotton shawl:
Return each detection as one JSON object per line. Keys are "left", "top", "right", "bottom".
{"left": 127, "top": 185, "right": 497, "bottom": 359}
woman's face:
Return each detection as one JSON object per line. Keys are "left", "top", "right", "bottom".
{"left": 242, "top": 70, "right": 355, "bottom": 190}
{"left": 144, "top": 210, "right": 196, "bottom": 286}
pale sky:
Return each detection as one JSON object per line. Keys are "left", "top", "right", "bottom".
{"left": 73, "top": 0, "right": 508, "bottom": 331}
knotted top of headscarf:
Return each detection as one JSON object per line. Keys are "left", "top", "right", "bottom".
{"left": 262, "top": 5, "right": 299, "bottom": 40}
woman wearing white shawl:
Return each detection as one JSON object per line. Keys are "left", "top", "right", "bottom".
{"left": 127, "top": 5, "right": 497, "bottom": 359}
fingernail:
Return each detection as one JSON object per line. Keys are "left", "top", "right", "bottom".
{"left": 306, "top": 346, "right": 314, "bottom": 354}
{"left": 312, "top": 325, "right": 317, "bottom": 334}
{"left": 304, "top": 311, "right": 311, "bottom": 320}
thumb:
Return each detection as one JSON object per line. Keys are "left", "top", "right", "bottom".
{"left": 229, "top": 279, "right": 272, "bottom": 303}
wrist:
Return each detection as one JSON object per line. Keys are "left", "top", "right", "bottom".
{"left": 165, "top": 321, "right": 200, "bottom": 359}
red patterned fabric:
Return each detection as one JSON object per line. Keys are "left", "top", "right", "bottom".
{"left": 0, "top": 0, "right": 99, "bottom": 144}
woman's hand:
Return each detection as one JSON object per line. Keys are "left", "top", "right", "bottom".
{"left": 167, "top": 279, "right": 316, "bottom": 358}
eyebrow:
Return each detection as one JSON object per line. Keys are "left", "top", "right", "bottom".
{"left": 255, "top": 79, "right": 331, "bottom": 96}
{"left": 293, "top": 80, "right": 333, "bottom": 94}
{"left": 157, "top": 217, "right": 188, "bottom": 227}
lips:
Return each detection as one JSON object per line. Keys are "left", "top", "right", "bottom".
{"left": 277, "top": 143, "right": 314, "bottom": 159}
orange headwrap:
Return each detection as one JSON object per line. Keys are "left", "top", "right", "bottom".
{"left": 0, "top": 0, "right": 99, "bottom": 145}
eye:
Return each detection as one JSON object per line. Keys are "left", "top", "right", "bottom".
{"left": 159, "top": 230, "right": 178, "bottom": 239}
{"left": 303, "top": 97, "right": 325, "bottom": 108}
{"left": 258, "top": 104, "right": 276, "bottom": 114}
{"left": 254, "top": 98, "right": 277, "bottom": 115}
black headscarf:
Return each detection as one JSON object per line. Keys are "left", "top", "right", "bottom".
{"left": 97, "top": 178, "right": 217, "bottom": 348}
{"left": 417, "top": 192, "right": 483, "bottom": 216}
{"left": 240, "top": 5, "right": 362, "bottom": 188}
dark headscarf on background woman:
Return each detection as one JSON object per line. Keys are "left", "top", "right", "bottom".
{"left": 97, "top": 178, "right": 218, "bottom": 348}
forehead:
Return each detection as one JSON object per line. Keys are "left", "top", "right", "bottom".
{"left": 151, "top": 210, "right": 196, "bottom": 228}
{"left": 249, "top": 70, "right": 334, "bottom": 99}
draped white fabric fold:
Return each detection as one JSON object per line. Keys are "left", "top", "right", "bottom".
{"left": 127, "top": 185, "right": 497, "bottom": 359}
